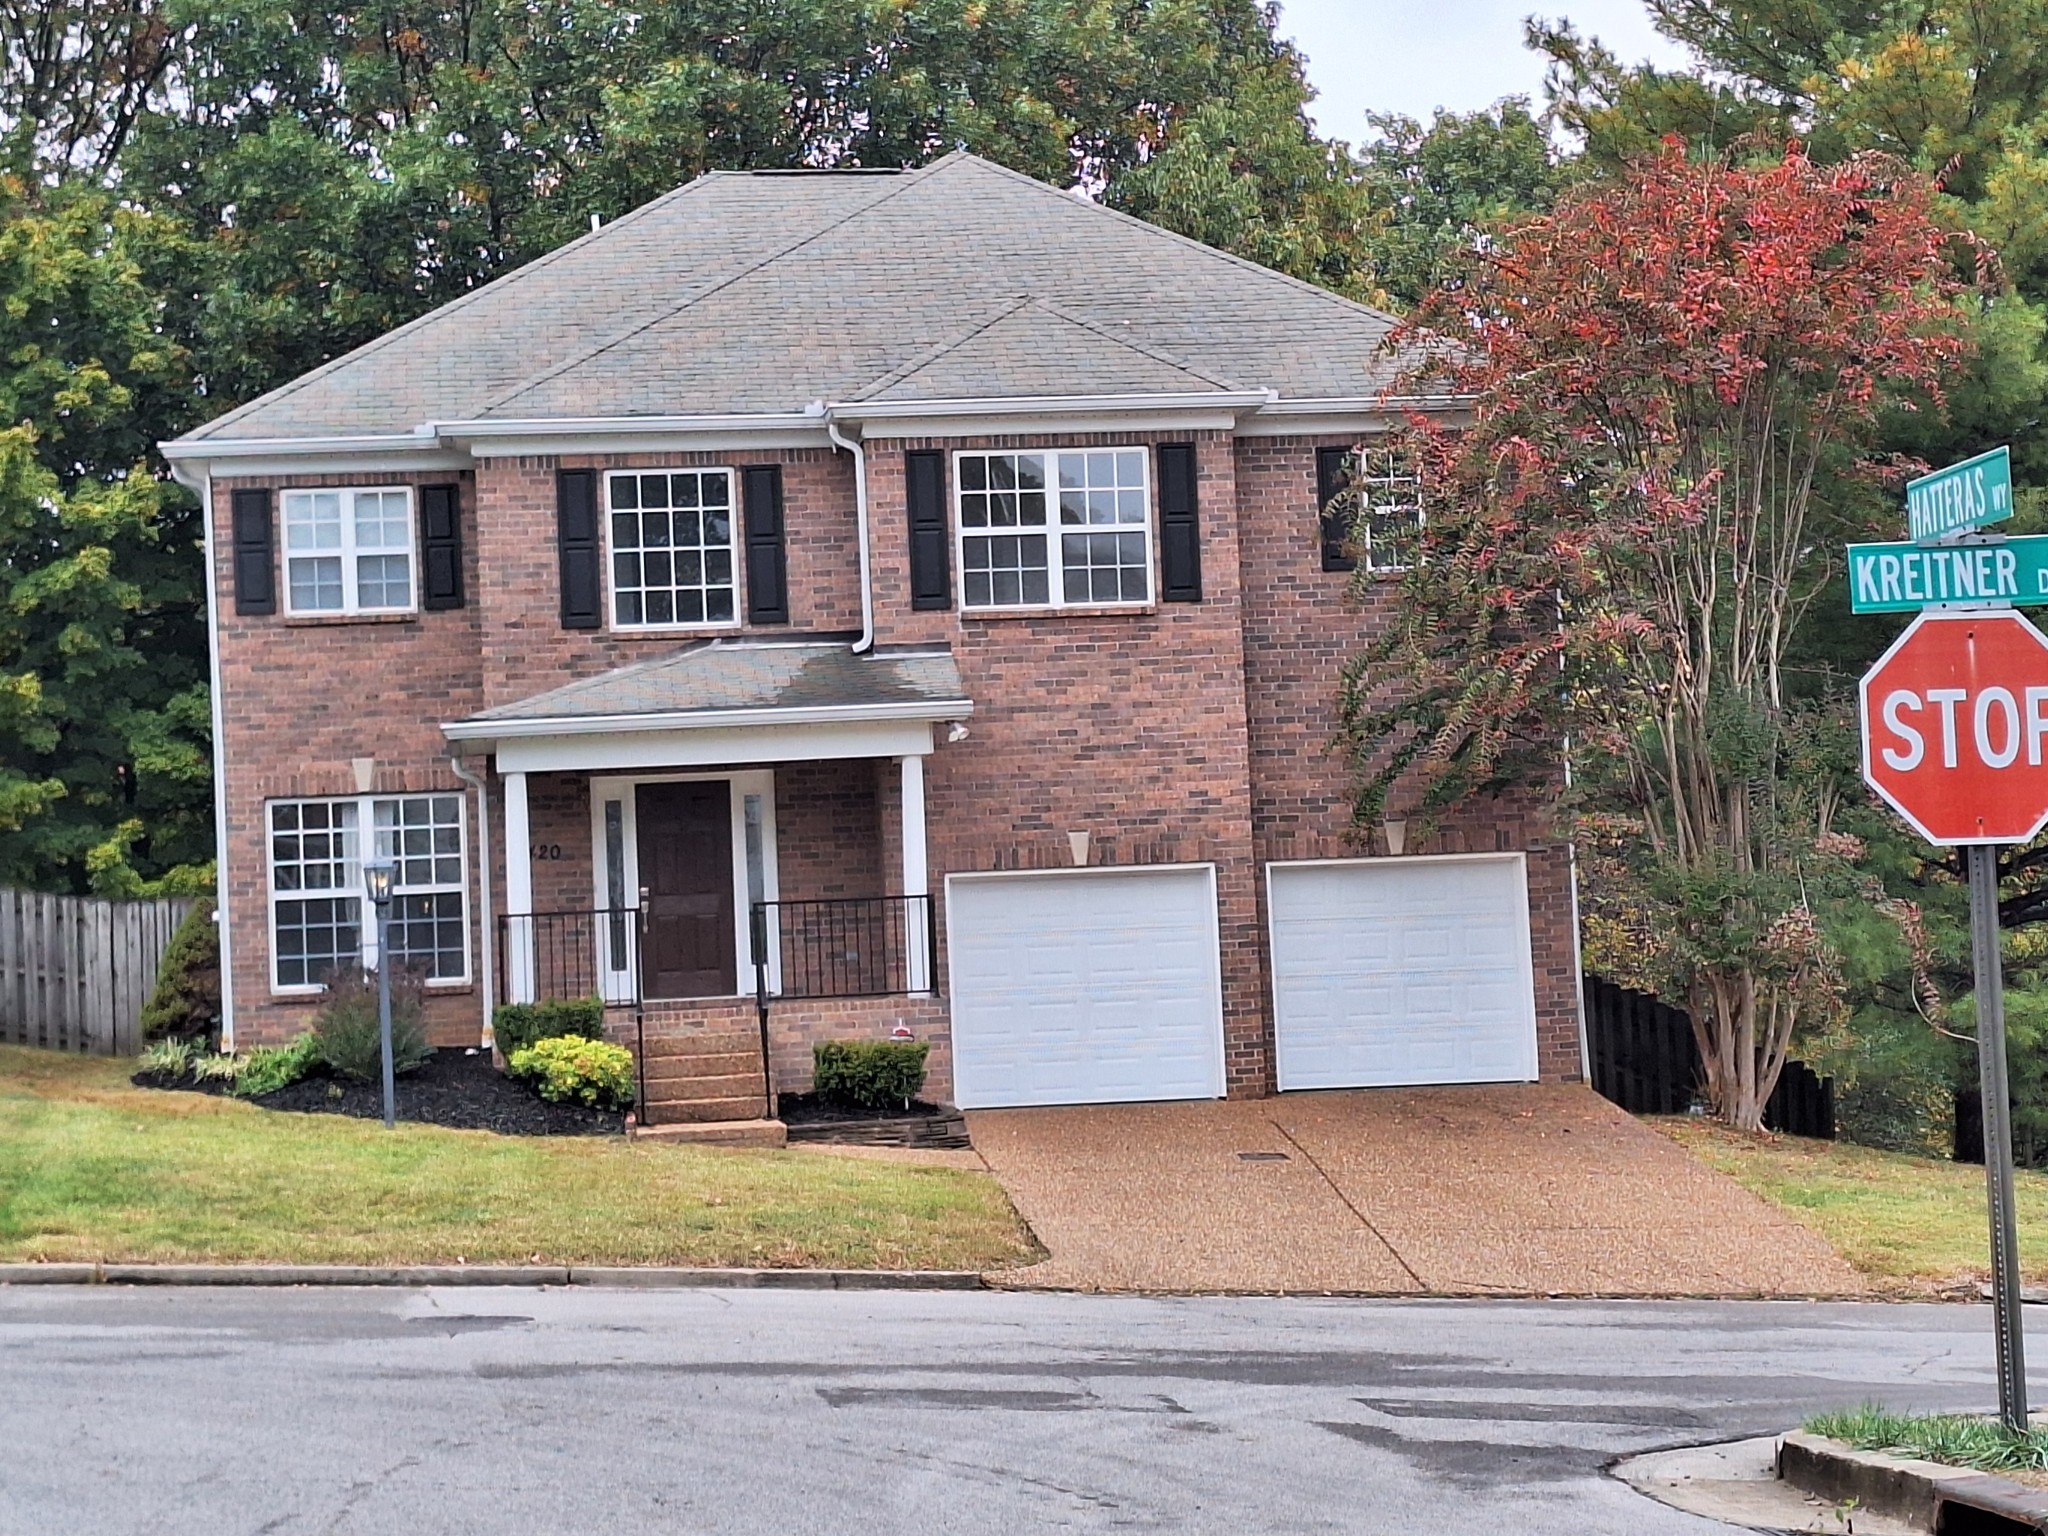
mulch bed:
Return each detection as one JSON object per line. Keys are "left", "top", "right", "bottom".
{"left": 777, "top": 1092, "right": 971, "bottom": 1150}
{"left": 133, "top": 1048, "right": 625, "bottom": 1137}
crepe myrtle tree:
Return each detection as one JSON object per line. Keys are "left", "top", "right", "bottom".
{"left": 1338, "top": 140, "right": 1975, "bottom": 1131}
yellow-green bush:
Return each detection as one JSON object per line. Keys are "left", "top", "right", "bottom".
{"left": 507, "top": 1035, "right": 635, "bottom": 1110}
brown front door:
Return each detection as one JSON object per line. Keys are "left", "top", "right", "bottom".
{"left": 636, "top": 780, "right": 736, "bottom": 999}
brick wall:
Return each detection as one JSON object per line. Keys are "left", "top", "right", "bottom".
{"left": 211, "top": 470, "right": 487, "bottom": 1048}
{"left": 472, "top": 448, "right": 860, "bottom": 710}
{"left": 623, "top": 994, "right": 954, "bottom": 1104}
{"left": 1232, "top": 434, "right": 1583, "bottom": 1081}
{"left": 212, "top": 427, "right": 1581, "bottom": 1088}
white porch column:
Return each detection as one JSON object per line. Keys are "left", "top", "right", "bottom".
{"left": 899, "top": 753, "right": 931, "bottom": 993}
{"left": 503, "top": 769, "right": 536, "bottom": 1004}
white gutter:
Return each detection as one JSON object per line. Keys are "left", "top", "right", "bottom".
{"left": 169, "top": 462, "right": 239, "bottom": 1054}
{"left": 432, "top": 411, "right": 827, "bottom": 441}
{"left": 447, "top": 755, "right": 495, "bottom": 1049}
{"left": 443, "top": 696, "right": 974, "bottom": 743}
{"left": 160, "top": 428, "right": 440, "bottom": 463}
{"left": 822, "top": 411, "right": 875, "bottom": 654}
{"left": 831, "top": 389, "right": 1274, "bottom": 423}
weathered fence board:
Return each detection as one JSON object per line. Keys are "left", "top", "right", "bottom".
{"left": 0, "top": 888, "right": 197, "bottom": 1056}
{"left": 1583, "top": 974, "right": 1835, "bottom": 1139}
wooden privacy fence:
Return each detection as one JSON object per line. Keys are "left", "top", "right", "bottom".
{"left": 0, "top": 889, "right": 196, "bottom": 1056}
{"left": 1583, "top": 974, "right": 1836, "bottom": 1139}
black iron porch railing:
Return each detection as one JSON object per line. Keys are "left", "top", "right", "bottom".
{"left": 497, "top": 908, "right": 642, "bottom": 1008}
{"left": 749, "top": 894, "right": 937, "bottom": 1004}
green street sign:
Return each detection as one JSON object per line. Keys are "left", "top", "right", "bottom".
{"left": 1848, "top": 534, "right": 2048, "bottom": 613}
{"left": 1908, "top": 445, "right": 2014, "bottom": 544}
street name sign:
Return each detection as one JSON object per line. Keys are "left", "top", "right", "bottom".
{"left": 1907, "top": 445, "right": 2014, "bottom": 543}
{"left": 1859, "top": 610, "right": 2048, "bottom": 845}
{"left": 1847, "top": 535, "right": 2048, "bottom": 613}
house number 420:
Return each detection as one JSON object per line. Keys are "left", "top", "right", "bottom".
{"left": 531, "top": 844, "right": 563, "bottom": 860}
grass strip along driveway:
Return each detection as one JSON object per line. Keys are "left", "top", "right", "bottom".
{"left": 0, "top": 1047, "right": 1035, "bottom": 1271}
{"left": 1660, "top": 1119, "right": 2048, "bottom": 1291}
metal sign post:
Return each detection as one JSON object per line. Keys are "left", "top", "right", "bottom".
{"left": 1857, "top": 445, "right": 2030, "bottom": 1431}
{"left": 1969, "top": 843, "right": 2029, "bottom": 1430}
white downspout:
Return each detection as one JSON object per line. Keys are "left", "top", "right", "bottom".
{"left": 448, "top": 754, "right": 495, "bottom": 1048}
{"left": 823, "top": 410, "right": 875, "bottom": 654}
{"left": 174, "top": 462, "right": 238, "bottom": 1054}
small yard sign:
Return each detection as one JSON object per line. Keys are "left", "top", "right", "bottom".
{"left": 1847, "top": 534, "right": 2048, "bottom": 613}
{"left": 1906, "top": 445, "right": 2014, "bottom": 544}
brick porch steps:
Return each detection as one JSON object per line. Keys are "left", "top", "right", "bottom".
{"left": 629, "top": 1118, "right": 787, "bottom": 1149}
{"left": 628, "top": 1025, "right": 772, "bottom": 1130}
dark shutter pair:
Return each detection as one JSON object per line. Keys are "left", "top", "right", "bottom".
{"left": 905, "top": 443, "right": 1203, "bottom": 609}
{"left": 555, "top": 466, "right": 789, "bottom": 628}
{"left": 230, "top": 485, "right": 463, "bottom": 614}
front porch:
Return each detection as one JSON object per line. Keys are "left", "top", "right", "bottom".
{"left": 443, "top": 639, "right": 971, "bottom": 1120}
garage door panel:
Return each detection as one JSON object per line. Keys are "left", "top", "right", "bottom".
{"left": 1270, "top": 857, "right": 1539, "bottom": 1091}
{"left": 949, "top": 867, "right": 1225, "bottom": 1110}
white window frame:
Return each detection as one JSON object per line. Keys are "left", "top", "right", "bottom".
{"left": 1350, "top": 448, "right": 1424, "bottom": 576}
{"left": 952, "top": 448, "right": 1154, "bottom": 612}
{"left": 281, "top": 486, "right": 418, "bottom": 616}
{"left": 603, "top": 467, "right": 742, "bottom": 633}
{"left": 266, "top": 792, "right": 470, "bottom": 995}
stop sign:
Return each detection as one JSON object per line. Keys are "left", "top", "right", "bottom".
{"left": 1861, "top": 610, "right": 2048, "bottom": 845}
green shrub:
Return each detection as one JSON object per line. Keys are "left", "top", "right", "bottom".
{"left": 493, "top": 997, "right": 606, "bottom": 1057}
{"left": 230, "top": 1033, "right": 321, "bottom": 1098}
{"left": 813, "top": 1040, "right": 929, "bottom": 1112}
{"left": 137, "top": 1036, "right": 196, "bottom": 1079}
{"left": 189, "top": 1051, "right": 238, "bottom": 1084}
{"left": 507, "top": 1035, "right": 635, "bottom": 1110}
{"left": 140, "top": 902, "right": 221, "bottom": 1043}
{"left": 312, "top": 966, "right": 432, "bottom": 1083}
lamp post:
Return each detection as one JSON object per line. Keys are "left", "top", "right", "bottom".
{"left": 363, "top": 856, "right": 397, "bottom": 1130}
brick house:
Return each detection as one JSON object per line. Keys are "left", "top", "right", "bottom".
{"left": 162, "top": 152, "right": 1584, "bottom": 1128}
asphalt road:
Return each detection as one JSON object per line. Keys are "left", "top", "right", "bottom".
{"left": 0, "top": 1287, "right": 2032, "bottom": 1535}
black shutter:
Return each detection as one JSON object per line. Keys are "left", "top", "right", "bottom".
{"left": 556, "top": 469, "right": 601, "bottom": 628}
{"left": 742, "top": 464, "right": 789, "bottom": 625}
{"left": 905, "top": 450, "right": 951, "bottom": 610}
{"left": 1156, "top": 443, "right": 1202, "bottom": 602}
{"left": 231, "top": 488, "right": 275, "bottom": 615}
{"left": 419, "top": 483, "right": 464, "bottom": 611}
{"left": 1317, "top": 446, "right": 1358, "bottom": 572}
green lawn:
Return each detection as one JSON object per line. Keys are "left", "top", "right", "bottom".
{"left": 1660, "top": 1118, "right": 2048, "bottom": 1289}
{"left": 0, "top": 1046, "right": 1037, "bottom": 1270}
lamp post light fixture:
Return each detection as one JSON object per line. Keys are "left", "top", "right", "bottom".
{"left": 363, "top": 855, "right": 398, "bottom": 1130}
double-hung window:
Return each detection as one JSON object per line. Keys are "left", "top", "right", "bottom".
{"left": 282, "top": 488, "right": 415, "bottom": 614}
{"left": 607, "top": 469, "right": 737, "bottom": 628}
{"left": 1319, "top": 447, "right": 1422, "bottom": 575}
{"left": 268, "top": 793, "right": 468, "bottom": 991}
{"left": 956, "top": 449, "right": 1151, "bottom": 609}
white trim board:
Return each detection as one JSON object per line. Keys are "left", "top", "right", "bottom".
{"left": 486, "top": 718, "right": 935, "bottom": 775}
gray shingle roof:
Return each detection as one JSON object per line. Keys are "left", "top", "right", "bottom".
{"left": 459, "top": 640, "right": 969, "bottom": 728}
{"left": 183, "top": 154, "right": 1408, "bottom": 443}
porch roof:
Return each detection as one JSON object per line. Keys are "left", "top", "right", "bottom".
{"left": 442, "top": 638, "right": 971, "bottom": 747}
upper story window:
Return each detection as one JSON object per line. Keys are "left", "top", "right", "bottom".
{"left": 607, "top": 469, "right": 737, "bottom": 628}
{"left": 268, "top": 792, "right": 468, "bottom": 992}
{"left": 283, "top": 487, "right": 415, "bottom": 614}
{"left": 1317, "top": 446, "right": 1422, "bottom": 575}
{"left": 956, "top": 449, "right": 1151, "bottom": 610}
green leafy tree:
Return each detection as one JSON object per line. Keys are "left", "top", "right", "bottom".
{"left": 0, "top": 181, "right": 210, "bottom": 894}
{"left": 1355, "top": 99, "right": 1566, "bottom": 308}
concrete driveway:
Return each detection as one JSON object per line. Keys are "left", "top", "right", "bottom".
{"left": 968, "top": 1084, "right": 1865, "bottom": 1296}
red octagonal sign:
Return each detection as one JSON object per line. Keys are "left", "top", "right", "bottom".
{"left": 1861, "top": 611, "right": 2048, "bottom": 846}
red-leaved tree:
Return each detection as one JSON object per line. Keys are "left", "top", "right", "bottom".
{"left": 1340, "top": 140, "right": 1974, "bottom": 1130}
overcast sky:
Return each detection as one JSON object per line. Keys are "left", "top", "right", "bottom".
{"left": 1273, "top": 0, "right": 1695, "bottom": 142}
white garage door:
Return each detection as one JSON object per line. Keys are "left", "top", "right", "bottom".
{"left": 1269, "top": 855, "right": 1538, "bottom": 1090}
{"left": 946, "top": 866, "right": 1226, "bottom": 1110}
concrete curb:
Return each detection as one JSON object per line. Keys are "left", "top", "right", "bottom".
{"left": 1780, "top": 1430, "right": 2048, "bottom": 1532}
{"left": 0, "top": 1263, "right": 986, "bottom": 1291}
